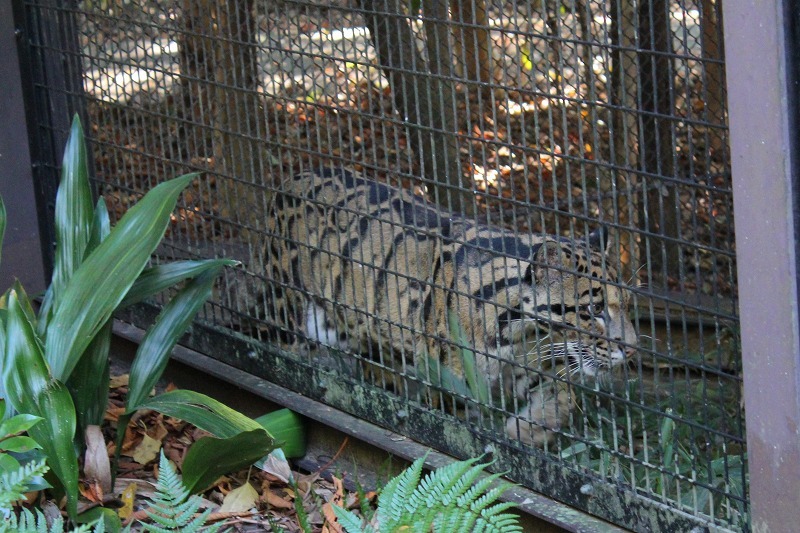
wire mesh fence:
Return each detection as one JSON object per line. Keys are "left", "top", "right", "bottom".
{"left": 18, "top": 0, "right": 745, "bottom": 530}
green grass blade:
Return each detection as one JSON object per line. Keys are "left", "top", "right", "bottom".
{"left": 0, "top": 284, "right": 6, "bottom": 420}
{"left": 448, "top": 309, "right": 491, "bottom": 405}
{"left": 3, "top": 289, "right": 79, "bottom": 518}
{"left": 45, "top": 173, "right": 196, "bottom": 381}
{"left": 660, "top": 408, "right": 675, "bottom": 472}
{"left": 181, "top": 429, "right": 275, "bottom": 493}
{"left": 119, "top": 259, "right": 238, "bottom": 309}
{"left": 134, "top": 389, "right": 267, "bottom": 438}
{"left": 125, "top": 267, "right": 222, "bottom": 412}
{"left": 41, "top": 115, "right": 94, "bottom": 333}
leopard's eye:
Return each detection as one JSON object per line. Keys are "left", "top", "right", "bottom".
{"left": 583, "top": 302, "right": 605, "bottom": 316}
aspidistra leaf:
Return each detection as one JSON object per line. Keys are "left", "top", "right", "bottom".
{"left": 125, "top": 268, "right": 222, "bottom": 413}
{"left": 68, "top": 198, "right": 113, "bottom": 433}
{"left": 181, "top": 429, "right": 274, "bottom": 494}
{"left": 44, "top": 115, "right": 94, "bottom": 326}
{"left": 119, "top": 259, "right": 237, "bottom": 309}
{"left": 45, "top": 173, "right": 196, "bottom": 381}
{"left": 68, "top": 319, "right": 112, "bottom": 432}
{"left": 3, "top": 290, "right": 49, "bottom": 406}
{"left": 84, "top": 198, "right": 111, "bottom": 259}
{"left": 134, "top": 389, "right": 268, "bottom": 438}
{"left": 3, "top": 290, "right": 78, "bottom": 518}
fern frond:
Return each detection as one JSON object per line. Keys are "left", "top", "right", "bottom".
{"left": 478, "top": 499, "right": 517, "bottom": 518}
{"left": 332, "top": 505, "right": 376, "bottom": 533}
{"left": 456, "top": 471, "right": 505, "bottom": 508}
{"left": 474, "top": 514, "right": 524, "bottom": 533}
{"left": 371, "top": 456, "right": 521, "bottom": 533}
{"left": 0, "top": 458, "right": 49, "bottom": 512}
{"left": 139, "top": 452, "right": 224, "bottom": 533}
{"left": 376, "top": 455, "right": 426, "bottom": 527}
{"left": 0, "top": 507, "right": 69, "bottom": 533}
{"left": 471, "top": 484, "right": 515, "bottom": 515}
{"left": 407, "top": 457, "right": 480, "bottom": 528}
{"left": 436, "top": 460, "right": 490, "bottom": 506}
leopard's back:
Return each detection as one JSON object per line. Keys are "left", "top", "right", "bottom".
{"left": 266, "top": 168, "right": 637, "bottom": 445}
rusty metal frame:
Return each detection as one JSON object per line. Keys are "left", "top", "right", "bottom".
{"left": 723, "top": 0, "right": 800, "bottom": 529}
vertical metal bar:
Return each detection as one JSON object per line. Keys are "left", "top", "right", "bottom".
{"left": 1, "top": 0, "right": 46, "bottom": 292}
{"left": 723, "top": 0, "right": 800, "bottom": 529}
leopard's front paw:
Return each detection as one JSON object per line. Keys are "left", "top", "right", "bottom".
{"left": 504, "top": 380, "right": 573, "bottom": 447}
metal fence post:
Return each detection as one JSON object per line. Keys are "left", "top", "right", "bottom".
{"left": 0, "top": 0, "right": 45, "bottom": 292}
{"left": 723, "top": 0, "right": 800, "bottom": 529}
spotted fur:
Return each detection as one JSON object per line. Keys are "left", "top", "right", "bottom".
{"left": 265, "top": 168, "right": 637, "bottom": 446}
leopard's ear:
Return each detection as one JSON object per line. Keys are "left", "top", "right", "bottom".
{"left": 533, "top": 241, "right": 571, "bottom": 283}
{"left": 589, "top": 226, "right": 623, "bottom": 269}
{"left": 588, "top": 226, "right": 608, "bottom": 253}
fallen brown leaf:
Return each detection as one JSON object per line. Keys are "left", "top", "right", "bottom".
{"left": 264, "top": 490, "right": 294, "bottom": 510}
{"left": 84, "top": 425, "right": 112, "bottom": 493}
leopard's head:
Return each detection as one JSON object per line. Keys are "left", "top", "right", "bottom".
{"left": 513, "top": 234, "right": 637, "bottom": 377}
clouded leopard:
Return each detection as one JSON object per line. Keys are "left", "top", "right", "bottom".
{"left": 265, "top": 168, "right": 637, "bottom": 446}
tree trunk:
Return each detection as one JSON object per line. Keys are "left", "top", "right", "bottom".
{"left": 421, "top": 0, "right": 468, "bottom": 212}
{"left": 638, "top": 0, "right": 680, "bottom": 282}
{"left": 606, "top": 0, "right": 639, "bottom": 282}
{"left": 179, "top": 0, "right": 216, "bottom": 158}
{"left": 701, "top": 0, "right": 726, "bottom": 153}
{"left": 210, "top": 0, "right": 269, "bottom": 245}
{"left": 450, "top": 0, "right": 492, "bottom": 85}
{"left": 359, "top": 0, "right": 471, "bottom": 214}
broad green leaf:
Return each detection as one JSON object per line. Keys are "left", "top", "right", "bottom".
{"left": 28, "top": 385, "right": 79, "bottom": 518}
{"left": 181, "top": 429, "right": 274, "bottom": 493}
{"left": 68, "top": 198, "right": 113, "bottom": 433}
{"left": 3, "top": 290, "right": 50, "bottom": 406}
{"left": 4, "top": 290, "right": 78, "bottom": 518}
{"left": 0, "top": 452, "right": 20, "bottom": 473}
{"left": 254, "top": 409, "right": 306, "bottom": 458}
{"left": 45, "top": 173, "right": 196, "bottom": 381}
{"left": 68, "top": 319, "right": 112, "bottom": 433}
{"left": 85, "top": 198, "right": 111, "bottom": 259}
{"left": 0, "top": 412, "right": 42, "bottom": 437}
{"left": 10, "top": 281, "right": 38, "bottom": 337}
{"left": 133, "top": 390, "right": 268, "bottom": 439}
{"left": 41, "top": 115, "right": 94, "bottom": 333}
{"left": 76, "top": 506, "right": 121, "bottom": 532}
{"left": 126, "top": 268, "right": 221, "bottom": 412}
{"left": 0, "top": 436, "right": 40, "bottom": 453}
{"left": 120, "top": 259, "right": 238, "bottom": 309}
